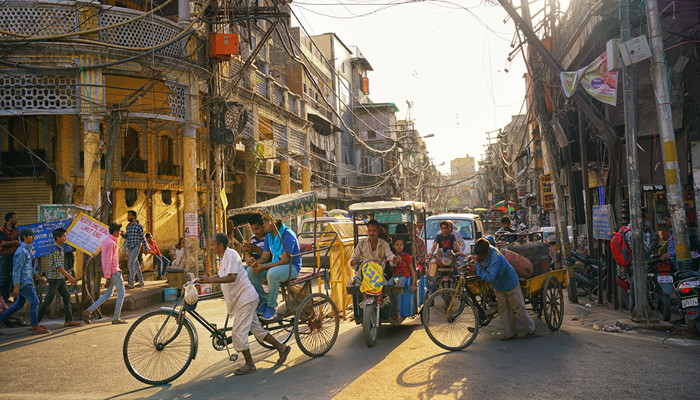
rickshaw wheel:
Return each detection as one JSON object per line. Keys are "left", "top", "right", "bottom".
{"left": 543, "top": 276, "right": 564, "bottom": 330}
{"left": 257, "top": 320, "right": 293, "bottom": 349}
{"left": 294, "top": 293, "right": 339, "bottom": 357}
{"left": 362, "top": 302, "right": 379, "bottom": 347}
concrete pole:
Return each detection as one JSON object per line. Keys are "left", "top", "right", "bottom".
{"left": 81, "top": 114, "right": 102, "bottom": 212}
{"left": 178, "top": 0, "right": 190, "bottom": 24}
{"left": 280, "top": 157, "right": 291, "bottom": 195}
{"left": 645, "top": 0, "right": 691, "bottom": 265}
{"left": 621, "top": 0, "right": 652, "bottom": 320}
{"left": 182, "top": 123, "right": 199, "bottom": 276}
{"left": 244, "top": 139, "right": 257, "bottom": 205}
{"left": 578, "top": 109, "right": 594, "bottom": 255}
{"left": 302, "top": 158, "right": 311, "bottom": 192}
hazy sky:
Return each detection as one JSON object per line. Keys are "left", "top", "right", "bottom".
{"left": 291, "top": 0, "right": 569, "bottom": 174}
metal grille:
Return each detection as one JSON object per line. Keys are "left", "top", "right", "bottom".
{"left": 271, "top": 83, "right": 284, "bottom": 107}
{"left": 0, "top": 73, "right": 78, "bottom": 114}
{"left": 289, "top": 96, "right": 298, "bottom": 114}
{"left": 99, "top": 9, "right": 186, "bottom": 58}
{"left": 0, "top": 3, "right": 78, "bottom": 38}
{"left": 272, "top": 122, "right": 287, "bottom": 150}
{"left": 299, "top": 101, "right": 306, "bottom": 119}
{"left": 164, "top": 83, "right": 186, "bottom": 120}
{"left": 290, "top": 129, "right": 306, "bottom": 156}
{"left": 254, "top": 72, "right": 268, "bottom": 98}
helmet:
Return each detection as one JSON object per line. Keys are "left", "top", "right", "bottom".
{"left": 616, "top": 276, "right": 630, "bottom": 291}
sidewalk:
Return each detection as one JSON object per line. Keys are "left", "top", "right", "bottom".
{"left": 82, "top": 280, "right": 169, "bottom": 317}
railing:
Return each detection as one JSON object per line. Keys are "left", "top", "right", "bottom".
{"left": 157, "top": 163, "right": 180, "bottom": 176}
{"left": 303, "top": 93, "right": 333, "bottom": 120}
{"left": 122, "top": 157, "right": 148, "bottom": 174}
{"left": 271, "top": 82, "right": 285, "bottom": 107}
{"left": 254, "top": 71, "right": 268, "bottom": 98}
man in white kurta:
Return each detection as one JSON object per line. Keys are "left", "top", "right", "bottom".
{"left": 201, "top": 233, "right": 291, "bottom": 375}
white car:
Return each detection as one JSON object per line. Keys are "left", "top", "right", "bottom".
{"left": 422, "top": 213, "right": 485, "bottom": 255}
{"left": 298, "top": 216, "right": 351, "bottom": 267}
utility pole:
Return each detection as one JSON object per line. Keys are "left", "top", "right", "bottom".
{"left": 645, "top": 0, "right": 691, "bottom": 267}
{"left": 578, "top": 109, "right": 593, "bottom": 255}
{"left": 620, "top": 0, "right": 651, "bottom": 320}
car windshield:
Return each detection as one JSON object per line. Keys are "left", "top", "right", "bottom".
{"left": 301, "top": 221, "right": 331, "bottom": 236}
{"left": 425, "top": 219, "right": 473, "bottom": 240}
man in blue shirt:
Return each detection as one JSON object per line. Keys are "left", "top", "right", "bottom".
{"left": 246, "top": 217, "right": 301, "bottom": 321}
{"left": 0, "top": 228, "right": 49, "bottom": 335}
{"left": 472, "top": 238, "right": 538, "bottom": 340}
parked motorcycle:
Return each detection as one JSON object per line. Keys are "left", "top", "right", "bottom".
{"left": 673, "top": 271, "right": 700, "bottom": 332}
{"left": 570, "top": 250, "right": 606, "bottom": 297}
{"left": 646, "top": 257, "right": 675, "bottom": 321}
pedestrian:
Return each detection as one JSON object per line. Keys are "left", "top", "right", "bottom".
{"left": 82, "top": 222, "right": 127, "bottom": 325}
{"left": 170, "top": 237, "right": 184, "bottom": 270}
{"left": 37, "top": 228, "right": 82, "bottom": 327}
{"left": 145, "top": 232, "right": 169, "bottom": 280}
{"left": 0, "top": 228, "right": 51, "bottom": 335}
{"left": 0, "top": 212, "right": 20, "bottom": 302}
{"left": 199, "top": 233, "right": 290, "bottom": 375}
{"left": 121, "top": 210, "right": 150, "bottom": 289}
{"left": 471, "top": 238, "right": 539, "bottom": 340}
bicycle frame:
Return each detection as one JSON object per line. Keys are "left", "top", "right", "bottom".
{"left": 445, "top": 273, "right": 491, "bottom": 324}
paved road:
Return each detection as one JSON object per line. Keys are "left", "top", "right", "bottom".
{"left": 1, "top": 296, "right": 699, "bottom": 400}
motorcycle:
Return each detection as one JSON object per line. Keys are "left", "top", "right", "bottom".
{"left": 646, "top": 257, "right": 675, "bottom": 321}
{"left": 570, "top": 250, "right": 606, "bottom": 297}
{"left": 428, "top": 249, "right": 460, "bottom": 294}
{"left": 674, "top": 272, "right": 700, "bottom": 333}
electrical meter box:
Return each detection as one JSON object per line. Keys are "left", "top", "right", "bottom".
{"left": 209, "top": 33, "right": 239, "bottom": 60}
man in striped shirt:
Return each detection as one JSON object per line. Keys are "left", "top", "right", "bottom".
{"left": 121, "top": 210, "right": 150, "bottom": 289}
{"left": 37, "top": 228, "right": 81, "bottom": 326}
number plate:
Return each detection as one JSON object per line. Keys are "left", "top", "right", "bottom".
{"left": 364, "top": 298, "right": 375, "bottom": 305}
{"left": 657, "top": 275, "right": 673, "bottom": 284}
{"left": 681, "top": 297, "right": 699, "bottom": 308}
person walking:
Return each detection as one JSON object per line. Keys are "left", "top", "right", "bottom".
{"left": 82, "top": 222, "right": 127, "bottom": 324}
{"left": 145, "top": 232, "right": 169, "bottom": 280}
{"left": 0, "top": 212, "right": 20, "bottom": 302}
{"left": 37, "top": 228, "right": 82, "bottom": 327}
{"left": 0, "top": 228, "right": 50, "bottom": 335}
{"left": 121, "top": 210, "right": 149, "bottom": 289}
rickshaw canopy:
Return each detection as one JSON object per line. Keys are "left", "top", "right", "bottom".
{"left": 348, "top": 200, "right": 427, "bottom": 213}
{"left": 227, "top": 191, "right": 318, "bottom": 227}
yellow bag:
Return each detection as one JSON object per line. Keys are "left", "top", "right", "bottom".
{"left": 359, "top": 260, "right": 384, "bottom": 294}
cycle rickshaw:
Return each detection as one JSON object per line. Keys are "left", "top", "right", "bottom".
{"left": 123, "top": 192, "right": 340, "bottom": 385}
{"left": 346, "top": 201, "right": 428, "bottom": 346}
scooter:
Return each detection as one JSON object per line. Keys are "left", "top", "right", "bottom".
{"left": 674, "top": 272, "right": 700, "bottom": 333}
{"left": 646, "top": 257, "right": 675, "bottom": 322}
{"left": 428, "top": 249, "right": 460, "bottom": 294}
{"left": 570, "top": 250, "right": 606, "bottom": 297}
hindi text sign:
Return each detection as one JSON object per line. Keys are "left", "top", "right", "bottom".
{"left": 65, "top": 213, "right": 110, "bottom": 256}
{"left": 592, "top": 205, "right": 614, "bottom": 240}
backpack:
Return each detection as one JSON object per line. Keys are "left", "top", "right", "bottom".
{"left": 610, "top": 225, "right": 633, "bottom": 268}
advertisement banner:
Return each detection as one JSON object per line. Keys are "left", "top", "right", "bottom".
{"left": 18, "top": 219, "right": 72, "bottom": 258}
{"left": 38, "top": 204, "right": 92, "bottom": 223}
{"left": 560, "top": 51, "right": 618, "bottom": 106}
{"left": 540, "top": 174, "right": 555, "bottom": 212}
{"left": 65, "top": 213, "right": 110, "bottom": 256}
{"left": 184, "top": 212, "right": 199, "bottom": 239}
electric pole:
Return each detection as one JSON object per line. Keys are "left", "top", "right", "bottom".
{"left": 645, "top": 0, "right": 691, "bottom": 267}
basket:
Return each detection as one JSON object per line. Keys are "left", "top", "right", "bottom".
{"left": 164, "top": 288, "right": 179, "bottom": 302}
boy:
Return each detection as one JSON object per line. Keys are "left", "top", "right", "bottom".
{"left": 82, "top": 222, "right": 127, "bottom": 324}
{"left": 496, "top": 216, "right": 517, "bottom": 244}
{"left": 37, "top": 228, "right": 82, "bottom": 327}
{"left": 427, "top": 220, "right": 462, "bottom": 257}
{"left": 201, "top": 233, "right": 290, "bottom": 375}
{"left": 386, "top": 238, "right": 416, "bottom": 293}
{"left": 145, "top": 232, "right": 169, "bottom": 280}
{"left": 0, "top": 228, "right": 50, "bottom": 335}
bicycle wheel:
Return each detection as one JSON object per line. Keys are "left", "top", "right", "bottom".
{"left": 123, "top": 310, "right": 196, "bottom": 385}
{"left": 294, "top": 293, "right": 339, "bottom": 357}
{"left": 423, "top": 288, "right": 479, "bottom": 351}
{"left": 257, "top": 320, "right": 293, "bottom": 349}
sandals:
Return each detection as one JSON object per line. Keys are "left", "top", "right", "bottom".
{"left": 233, "top": 365, "right": 257, "bottom": 375}
{"left": 500, "top": 335, "right": 517, "bottom": 341}
{"left": 31, "top": 328, "right": 51, "bottom": 335}
{"left": 276, "top": 345, "right": 291, "bottom": 365}
{"left": 524, "top": 332, "right": 541, "bottom": 339}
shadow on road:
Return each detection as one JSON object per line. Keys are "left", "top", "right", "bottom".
{"left": 0, "top": 323, "right": 105, "bottom": 350}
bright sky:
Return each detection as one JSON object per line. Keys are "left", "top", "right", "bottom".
{"left": 291, "top": 0, "right": 571, "bottom": 174}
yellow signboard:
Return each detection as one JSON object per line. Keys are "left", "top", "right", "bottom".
{"left": 540, "top": 174, "right": 555, "bottom": 212}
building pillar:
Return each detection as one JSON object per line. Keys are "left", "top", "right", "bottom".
{"left": 244, "top": 139, "right": 257, "bottom": 205}
{"left": 302, "top": 158, "right": 311, "bottom": 192}
{"left": 280, "top": 157, "right": 291, "bottom": 195}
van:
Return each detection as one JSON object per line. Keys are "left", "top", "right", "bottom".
{"left": 422, "top": 214, "right": 485, "bottom": 256}
{"left": 298, "top": 216, "right": 351, "bottom": 267}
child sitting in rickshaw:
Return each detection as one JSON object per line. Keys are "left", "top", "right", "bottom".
{"left": 385, "top": 238, "right": 416, "bottom": 293}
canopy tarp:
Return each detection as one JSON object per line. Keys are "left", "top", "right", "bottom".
{"left": 348, "top": 201, "right": 427, "bottom": 213}
{"left": 227, "top": 192, "right": 318, "bottom": 227}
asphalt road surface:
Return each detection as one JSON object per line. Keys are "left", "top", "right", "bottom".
{"left": 1, "top": 296, "right": 699, "bottom": 400}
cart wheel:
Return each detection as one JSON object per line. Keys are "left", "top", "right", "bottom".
{"left": 293, "top": 293, "right": 339, "bottom": 357}
{"left": 423, "top": 288, "right": 479, "bottom": 351}
{"left": 543, "top": 276, "right": 564, "bottom": 331}
{"left": 257, "top": 320, "right": 293, "bottom": 349}
{"left": 362, "top": 302, "right": 379, "bottom": 347}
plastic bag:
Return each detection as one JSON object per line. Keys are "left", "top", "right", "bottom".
{"left": 184, "top": 283, "right": 199, "bottom": 305}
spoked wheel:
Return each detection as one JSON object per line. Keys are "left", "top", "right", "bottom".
{"left": 423, "top": 288, "right": 479, "bottom": 351}
{"left": 650, "top": 288, "right": 672, "bottom": 322}
{"left": 294, "top": 293, "right": 339, "bottom": 357}
{"left": 543, "top": 276, "right": 564, "bottom": 331}
{"left": 123, "top": 310, "right": 196, "bottom": 385}
{"left": 362, "top": 301, "right": 379, "bottom": 347}
{"left": 258, "top": 320, "right": 293, "bottom": 349}
{"left": 574, "top": 273, "right": 589, "bottom": 297}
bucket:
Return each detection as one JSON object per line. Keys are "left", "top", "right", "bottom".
{"left": 164, "top": 288, "right": 178, "bottom": 302}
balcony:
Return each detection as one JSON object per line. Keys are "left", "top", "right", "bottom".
{"left": 122, "top": 157, "right": 148, "bottom": 174}
{"left": 157, "top": 163, "right": 180, "bottom": 177}
{"left": 0, "top": 150, "right": 46, "bottom": 177}
{"left": 0, "top": 1, "right": 192, "bottom": 61}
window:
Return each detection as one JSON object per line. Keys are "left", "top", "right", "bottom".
{"left": 159, "top": 135, "right": 174, "bottom": 164}
{"left": 161, "top": 190, "right": 172, "bottom": 205}
{"left": 367, "top": 130, "right": 376, "bottom": 140}
{"left": 125, "top": 189, "right": 137, "bottom": 207}
{"left": 123, "top": 128, "right": 140, "bottom": 160}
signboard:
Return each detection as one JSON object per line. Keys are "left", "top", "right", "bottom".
{"left": 540, "top": 174, "right": 555, "bottom": 212}
{"left": 17, "top": 219, "right": 72, "bottom": 258}
{"left": 38, "top": 204, "right": 92, "bottom": 223}
{"left": 185, "top": 212, "right": 199, "bottom": 239}
{"left": 560, "top": 51, "right": 618, "bottom": 106}
{"left": 592, "top": 205, "right": 614, "bottom": 240}
{"left": 642, "top": 185, "right": 665, "bottom": 192}
{"left": 65, "top": 213, "right": 110, "bottom": 256}
{"left": 219, "top": 188, "right": 228, "bottom": 210}
{"left": 256, "top": 175, "right": 281, "bottom": 194}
